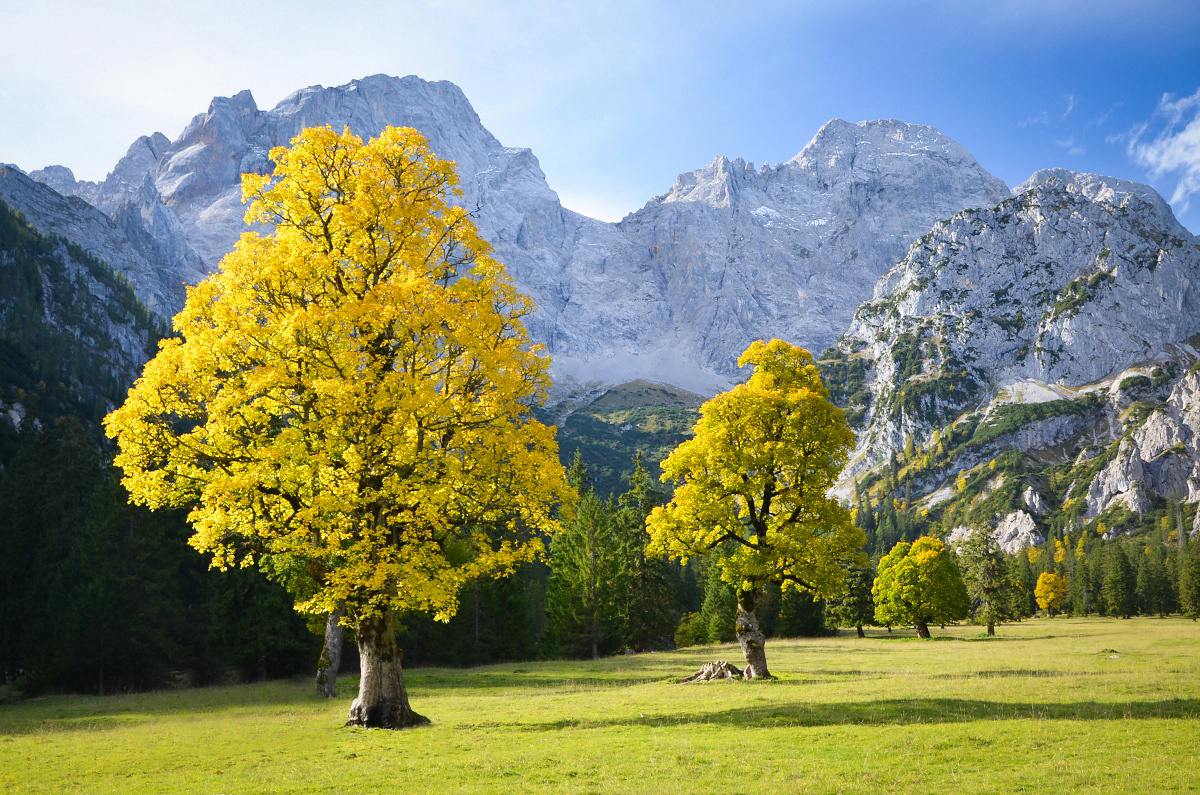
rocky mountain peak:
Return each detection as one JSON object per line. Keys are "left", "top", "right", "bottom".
{"left": 23, "top": 79, "right": 1020, "bottom": 399}
{"left": 1017, "top": 168, "right": 1194, "bottom": 241}
{"left": 661, "top": 154, "right": 757, "bottom": 208}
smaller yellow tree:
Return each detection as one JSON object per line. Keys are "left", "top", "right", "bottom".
{"left": 646, "top": 339, "right": 865, "bottom": 678}
{"left": 872, "top": 536, "right": 969, "bottom": 637}
{"left": 1035, "top": 571, "right": 1068, "bottom": 615}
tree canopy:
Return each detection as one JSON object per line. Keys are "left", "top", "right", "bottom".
{"left": 646, "top": 339, "right": 864, "bottom": 676}
{"left": 105, "top": 125, "right": 567, "bottom": 726}
{"left": 873, "top": 536, "right": 968, "bottom": 638}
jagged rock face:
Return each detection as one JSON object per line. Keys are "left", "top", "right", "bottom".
{"left": 28, "top": 80, "right": 1010, "bottom": 396}
{"left": 0, "top": 165, "right": 190, "bottom": 314}
{"left": 617, "top": 119, "right": 1010, "bottom": 374}
{"left": 1086, "top": 371, "right": 1200, "bottom": 517}
{"left": 993, "top": 510, "right": 1044, "bottom": 555}
{"left": 833, "top": 169, "right": 1200, "bottom": 476}
{"left": 1023, "top": 486, "right": 1049, "bottom": 515}
{"left": 0, "top": 191, "right": 161, "bottom": 426}
{"left": 947, "top": 518, "right": 1043, "bottom": 554}
{"left": 26, "top": 132, "right": 208, "bottom": 314}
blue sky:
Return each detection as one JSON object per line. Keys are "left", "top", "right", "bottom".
{"left": 2, "top": 1, "right": 1199, "bottom": 230}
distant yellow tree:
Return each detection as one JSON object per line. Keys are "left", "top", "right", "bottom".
{"left": 1035, "top": 571, "right": 1068, "bottom": 615}
{"left": 105, "top": 126, "right": 567, "bottom": 728}
{"left": 646, "top": 340, "right": 865, "bottom": 678}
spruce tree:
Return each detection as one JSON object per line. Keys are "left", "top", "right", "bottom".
{"left": 1136, "top": 543, "right": 1171, "bottom": 618}
{"left": 1103, "top": 545, "right": 1137, "bottom": 618}
{"left": 546, "top": 453, "right": 621, "bottom": 659}
{"left": 613, "top": 453, "right": 674, "bottom": 651}
{"left": 698, "top": 561, "right": 737, "bottom": 644}
{"left": 1180, "top": 542, "right": 1200, "bottom": 620}
{"left": 826, "top": 563, "right": 875, "bottom": 637}
{"left": 961, "top": 529, "right": 1015, "bottom": 635}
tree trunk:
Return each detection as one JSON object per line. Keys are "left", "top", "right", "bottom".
{"left": 345, "top": 610, "right": 429, "bottom": 729}
{"left": 987, "top": 621, "right": 995, "bottom": 636}
{"left": 915, "top": 621, "right": 931, "bottom": 638}
{"left": 735, "top": 590, "right": 772, "bottom": 679}
{"left": 316, "top": 605, "right": 345, "bottom": 698}
{"left": 856, "top": 625, "right": 865, "bottom": 639}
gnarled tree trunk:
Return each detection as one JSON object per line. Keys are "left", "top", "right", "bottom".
{"left": 735, "top": 590, "right": 773, "bottom": 679}
{"left": 856, "top": 625, "right": 865, "bottom": 639}
{"left": 915, "top": 621, "right": 931, "bottom": 638}
{"left": 345, "top": 609, "right": 429, "bottom": 729}
{"left": 316, "top": 605, "right": 346, "bottom": 698}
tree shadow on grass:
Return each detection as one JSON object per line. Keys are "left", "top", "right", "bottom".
{"left": 462, "top": 697, "right": 1200, "bottom": 732}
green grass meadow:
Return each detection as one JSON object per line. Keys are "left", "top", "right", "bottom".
{"left": 2, "top": 617, "right": 1199, "bottom": 794}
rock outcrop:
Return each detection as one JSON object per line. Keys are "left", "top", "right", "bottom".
{"left": 1085, "top": 370, "right": 1200, "bottom": 517}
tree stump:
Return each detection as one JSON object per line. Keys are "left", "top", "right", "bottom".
{"left": 676, "top": 660, "right": 744, "bottom": 682}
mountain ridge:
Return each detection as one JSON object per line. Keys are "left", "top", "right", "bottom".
{"left": 25, "top": 74, "right": 1011, "bottom": 397}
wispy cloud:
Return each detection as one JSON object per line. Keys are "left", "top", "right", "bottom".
{"left": 1062, "top": 93, "right": 1077, "bottom": 120}
{"left": 1126, "top": 88, "right": 1200, "bottom": 210}
{"left": 1054, "top": 135, "right": 1085, "bottom": 156}
{"left": 1086, "top": 102, "right": 1121, "bottom": 129}
{"left": 1018, "top": 110, "right": 1049, "bottom": 127}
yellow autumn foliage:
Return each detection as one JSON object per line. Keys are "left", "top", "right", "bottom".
{"left": 105, "top": 125, "right": 567, "bottom": 624}
{"left": 645, "top": 339, "right": 865, "bottom": 597}
{"left": 1035, "top": 571, "right": 1068, "bottom": 613}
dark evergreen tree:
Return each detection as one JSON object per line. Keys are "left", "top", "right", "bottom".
{"left": 697, "top": 559, "right": 737, "bottom": 644}
{"left": 960, "top": 530, "right": 1015, "bottom": 635}
{"left": 1136, "top": 542, "right": 1171, "bottom": 618}
{"left": 612, "top": 453, "right": 675, "bottom": 651}
{"left": 1103, "top": 545, "right": 1137, "bottom": 618}
{"left": 1086, "top": 546, "right": 1108, "bottom": 616}
{"left": 775, "top": 586, "right": 828, "bottom": 637}
{"left": 545, "top": 453, "right": 621, "bottom": 658}
{"left": 1180, "top": 541, "right": 1200, "bottom": 620}
{"left": 1009, "top": 550, "right": 1037, "bottom": 619}
{"left": 826, "top": 563, "right": 875, "bottom": 637}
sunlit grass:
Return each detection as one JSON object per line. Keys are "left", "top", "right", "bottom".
{"left": 2, "top": 617, "right": 1198, "bottom": 793}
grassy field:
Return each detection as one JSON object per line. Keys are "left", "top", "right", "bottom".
{"left": 2, "top": 617, "right": 1199, "bottom": 794}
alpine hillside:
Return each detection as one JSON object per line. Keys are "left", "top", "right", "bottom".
{"left": 819, "top": 169, "right": 1200, "bottom": 552}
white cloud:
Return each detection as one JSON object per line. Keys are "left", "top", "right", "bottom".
{"left": 1062, "top": 93, "right": 1077, "bottom": 120}
{"left": 1127, "top": 88, "right": 1200, "bottom": 209}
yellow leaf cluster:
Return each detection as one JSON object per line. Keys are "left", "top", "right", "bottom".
{"left": 1034, "top": 571, "right": 1068, "bottom": 612}
{"left": 105, "top": 125, "right": 567, "bottom": 623}
{"left": 645, "top": 339, "right": 865, "bottom": 597}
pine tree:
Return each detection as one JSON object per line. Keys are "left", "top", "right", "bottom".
{"left": 546, "top": 454, "right": 621, "bottom": 659}
{"left": 775, "top": 586, "right": 828, "bottom": 637}
{"left": 1009, "top": 550, "right": 1037, "bottom": 619}
{"left": 826, "top": 563, "right": 875, "bottom": 637}
{"left": 1136, "top": 542, "right": 1171, "bottom": 618}
{"left": 698, "top": 559, "right": 737, "bottom": 644}
{"left": 960, "top": 530, "right": 1015, "bottom": 635}
{"left": 1180, "top": 542, "right": 1200, "bottom": 620}
{"left": 1103, "top": 545, "right": 1137, "bottom": 618}
{"left": 612, "top": 453, "right": 674, "bottom": 651}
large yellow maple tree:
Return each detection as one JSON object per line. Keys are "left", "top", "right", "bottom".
{"left": 646, "top": 339, "right": 864, "bottom": 678}
{"left": 105, "top": 125, "right": 567, "bottom": 727}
